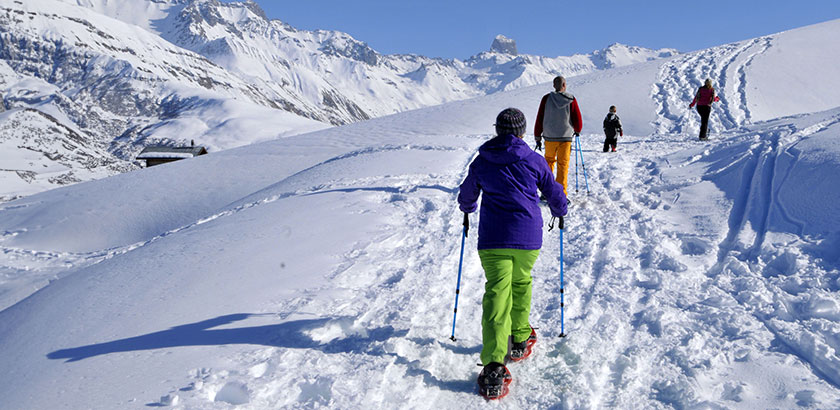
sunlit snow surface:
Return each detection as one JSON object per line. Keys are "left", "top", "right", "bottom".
{"left": 1, "top": 12, "right": 840, "bottom": 410}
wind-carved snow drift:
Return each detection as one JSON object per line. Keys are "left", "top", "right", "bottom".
{"left": 0, "top": 0, "right": 677, "bottom": 201}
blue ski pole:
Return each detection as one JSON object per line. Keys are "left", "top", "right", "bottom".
{"left": 574, "top": 138, "right": 580, "bottom": 193}
{"left": 548, "top": 216, "right": 568, "bottom": 338}
{"left": 558, "top": 215, "right": 567, "bottom": 338}
{"left": 576, "top": 134, "right": 591, "bottom": 195}
{"left": 449, "top": 212, "right": 469, "bottom": 341}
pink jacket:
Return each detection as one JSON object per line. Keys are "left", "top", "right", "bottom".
{"left": 690, "top": 86, "right": 720, "bottom": 107}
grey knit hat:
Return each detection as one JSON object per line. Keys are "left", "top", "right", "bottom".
{"left": 495, "top": 107, "right": 527, "bottom": 136}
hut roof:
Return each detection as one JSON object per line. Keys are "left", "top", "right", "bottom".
{"left": 136, "top": 146, "right": 207, "bottom": 160}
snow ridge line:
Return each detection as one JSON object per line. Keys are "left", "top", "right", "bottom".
{"left": 0, "top": 142, "right": 475, "bottom": 305}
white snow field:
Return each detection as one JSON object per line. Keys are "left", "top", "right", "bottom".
{"left": 1, "top": 18, "right": 840, "bottom": 410}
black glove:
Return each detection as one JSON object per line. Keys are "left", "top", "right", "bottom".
{"left": 573, "top": 132, "right": 580, "bottom": 137}
{"left": 535, "top": 140, "right": 542, "bottom": 151}
{"left": 548, "top": 215, "right": 565, "bottom": 231}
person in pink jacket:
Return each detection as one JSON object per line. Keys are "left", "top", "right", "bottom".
{"left": 689, "top": 78, "right": 720, "bottom": 140}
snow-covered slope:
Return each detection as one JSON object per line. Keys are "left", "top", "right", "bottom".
{"left": 0, "top": 14, "right": 839, "bottom": 410}
{"left": 0, "top": 0, "right": 675, "bottom": 201}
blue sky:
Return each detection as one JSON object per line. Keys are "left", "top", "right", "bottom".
{"left": 247, "top": 1, "right": 840, "bottom": 59}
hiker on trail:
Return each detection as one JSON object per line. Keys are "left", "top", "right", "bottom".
{"left": 602, "top": 105, "right": 623, "bottom": 152}
{"left": 458, "top": 107, "right": 568, "bottom": 399}
{"left": 689, "top": 78, "right": 720, "bottom": 140}
{"left": 534, "top": 75, "right": 583, "bottom": 195}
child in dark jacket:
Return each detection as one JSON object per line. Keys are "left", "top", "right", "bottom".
{"left": 602, "top": 105, "right": 623, "bottom": 152}
{"left": 458, "top": 107, "right": 568, "bottom": 399}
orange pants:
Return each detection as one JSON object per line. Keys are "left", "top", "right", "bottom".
{"left": 544, "top": 140, "right": 572, "bottom": 194}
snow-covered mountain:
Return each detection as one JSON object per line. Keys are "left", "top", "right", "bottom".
{"left": 0, "top": 107, "right": 134, "bottom": 202}
{"left": 0, "top": 0, "right": 330, "bottom": 200}
{"left": 71, "top": 0, "right": 676, "bottom": 123}
{"left": 0, "top": 0, "right": 677, "bottom": 201}
{"left": 1, "top": 15, "right": 839, "bottom": 409}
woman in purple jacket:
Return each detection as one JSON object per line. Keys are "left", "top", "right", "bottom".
{"left": 458, "top": 108, "right": 568, "bottom": 399}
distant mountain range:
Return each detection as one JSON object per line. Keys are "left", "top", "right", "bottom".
{"left": 0, "top": 0, "right": 678, "bottom": 201}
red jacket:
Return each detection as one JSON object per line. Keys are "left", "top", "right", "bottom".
{"left": 690, "top": 86, "right": 720, "bottom": 107}
{"left": 534, "top": 93, "right": 582, "bottom": 139}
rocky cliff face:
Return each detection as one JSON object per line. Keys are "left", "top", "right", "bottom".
{"left": 491, "top": 35, "right": 518, "bottom": 55}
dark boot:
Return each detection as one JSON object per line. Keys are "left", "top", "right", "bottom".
{"left": 477, "top": 362, "right": 512, "bottom": 400}
{"left": 509, "top": 327, "right": 537, "bottom": 361}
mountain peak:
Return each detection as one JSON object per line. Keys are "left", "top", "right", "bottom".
{"left": 240, "top": 0, "right": 268, "bottom": 21}
{"left": 491, "top": 34, "right": 517, "bottom": 55}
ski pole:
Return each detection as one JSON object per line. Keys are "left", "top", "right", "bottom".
{"left": 576, "top": 134, "right": 591, "bottom": 195}
{"left": 558, "top": 215, "right": 567, "bottom": 338}
{"left": 449, "top": 212, "right": 469, "bottom": 342}
{"left": 574, "top": 137, "right": 579, "bottom": 193}
{"left": 548, "top": 216, "right": 567, "bottom": 338}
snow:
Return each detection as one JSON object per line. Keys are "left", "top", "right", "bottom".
{"left": 134, "top": 96, "right": 330, "bottom": 151}
{"left": 0, "top": 12, "right": 840, "bottom": 410}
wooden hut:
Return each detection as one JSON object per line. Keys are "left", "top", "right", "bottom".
{"left": 136, "top": 142, "right": 208, "bottom": 167}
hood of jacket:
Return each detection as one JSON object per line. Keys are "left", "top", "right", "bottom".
{"left": 478, "top": 134, "right": 532, "bottom": 165}
{"left": 548, "top": 91, "right": 575, "bottom": 108}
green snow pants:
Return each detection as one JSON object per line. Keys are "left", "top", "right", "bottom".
{"left": 478, "top": 248, "right": 540, "bottom": 365}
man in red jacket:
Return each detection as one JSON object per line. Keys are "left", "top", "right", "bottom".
{"left": 534, "top": 76, "right": 582, "bottom": 194}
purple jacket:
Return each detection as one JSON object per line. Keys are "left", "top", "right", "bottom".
{"left": 458, "top": 134, "right": 568, "bottom": 250}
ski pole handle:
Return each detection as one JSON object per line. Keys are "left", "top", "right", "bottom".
{"left": 558, "top": 215, "right": 564, "bottom": 230}
{"left": 463, "top": 212, "right": 469, "bottom": 238}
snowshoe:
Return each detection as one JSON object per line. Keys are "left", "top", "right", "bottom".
{"left": 509, "top": 327, "right": 537, "bottom": 362}
{"left": 477, "top": 362, "right": 512, "bottom": 400}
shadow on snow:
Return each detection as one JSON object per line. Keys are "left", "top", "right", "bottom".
{"left": 46, "top": 313, "right": 474, "bottom": 394}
